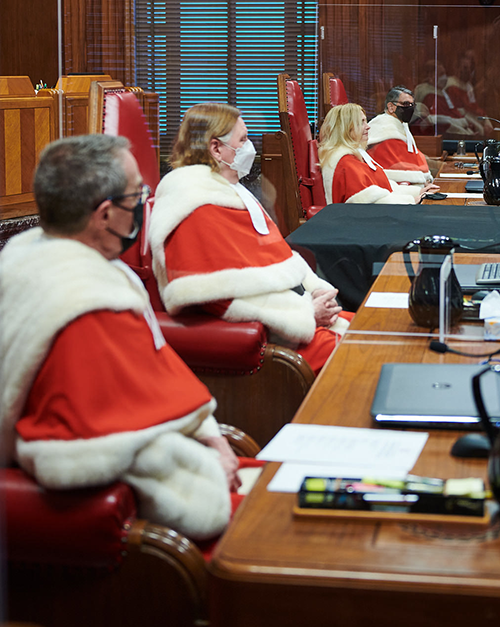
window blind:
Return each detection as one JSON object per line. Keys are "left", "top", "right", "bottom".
{"left": 135, "top": 0, "right": 318, "bottom": 154}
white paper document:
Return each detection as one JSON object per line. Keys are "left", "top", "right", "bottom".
{"left": 438, "top": 172, "right": 481, "bottom": 178}
{"left": 438, "top": 193, "right": 484, "bottom": 199}
{"left": 365, "top": 292, "right": 409, "bottom": 308}
{"left": 257, "top": 424, "right": 428, "bottom": 469}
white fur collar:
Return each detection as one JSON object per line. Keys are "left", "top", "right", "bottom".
{"left": 321, "top": 147, "right": 361, "bottom": 204}
{"left": 414, "top": 82, "right": 442, "bottom": 104}
{"left": 446, "top": 76, "right": 468, "bottom": 91}
{"left": 149, "top": 165, "right": 245, "bottom": 268}
{"left": 367, "top": 113, "right": 407, "bottom": 147}
{"left": 0, "top": 228, "right": 149, "bottom": 463}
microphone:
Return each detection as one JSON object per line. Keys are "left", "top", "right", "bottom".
{"left": 429, "top": 339, "right": 500, "bottom": 358}
{"left": 429, "top": 340, "right": 448, "bottom": 353}
{"left": 477, "top": 116, "right": 500, "bottom": 131}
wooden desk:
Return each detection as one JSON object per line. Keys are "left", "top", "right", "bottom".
{"left": 209, "top": 254, "right": 500, "bottom": 627}
{"left": 426, "top": 154, "right": 486, "bottom": 206}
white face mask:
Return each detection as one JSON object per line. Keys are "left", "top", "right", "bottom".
{"left": 437, "top": 74, "right": 448, "bottom": 90}
{"left": 220, "top": 139, "right": 256, "bottom": 179}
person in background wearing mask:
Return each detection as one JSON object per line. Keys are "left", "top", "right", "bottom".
{"left": 367, "top": 86, "right": 438, "bottom": 199}
{"left": 149, "top": 102, "right": 354, "bottom": 375}
{"left": 446, "top": 54, "right": 493, "bottom": 136}
{"left": 0, "top": 134, "right": 242, "bottom": 542}
{"left": 414, "top": 61, "right": 475, "bottom": 136}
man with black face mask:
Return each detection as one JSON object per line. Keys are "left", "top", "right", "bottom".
{"left": 367, "top": 85, "right": 438, "bottom": 199}
{"left": 0, "top": 134, "right": 243, "bottom": 542}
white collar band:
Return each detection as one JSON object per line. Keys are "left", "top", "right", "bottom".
{"left": 230, "top": 183, "right": 270, "bottom": 235}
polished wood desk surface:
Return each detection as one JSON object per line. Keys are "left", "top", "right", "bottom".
{"left": 209, "top": 253, "right": 500, "bottom": 627}
{"left": 426, "top": 154, "right": 485, "bottom": 206}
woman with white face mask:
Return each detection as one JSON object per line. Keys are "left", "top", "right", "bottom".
{"left": 149, "top": 102, "right": 354, "bottom": 375}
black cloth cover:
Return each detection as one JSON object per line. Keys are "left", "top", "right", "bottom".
{"left": 286, "top": 203, "right": 500, "bottom": 312}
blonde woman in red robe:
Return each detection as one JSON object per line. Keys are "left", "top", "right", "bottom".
{"left": 319, "top": 103, "right": 418, "bottom": 205}
{"left": 149, "top": 103, "right": 354, "bottom": 376}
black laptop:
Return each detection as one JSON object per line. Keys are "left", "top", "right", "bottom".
{"left": 465, "top": 180, "right": 484, "bottom": 193}
{"left": 455, "top": 263, "right": 500, "bottom": 294}
{"left": 371, "top": 363, "right": 500, "bottom": 429}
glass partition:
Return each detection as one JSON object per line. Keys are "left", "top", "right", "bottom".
{"left": 319, "top": 2, "right": 500, "bottom": 147}
{"left": 344, "top": 252, "right": 489, "bottom": 343}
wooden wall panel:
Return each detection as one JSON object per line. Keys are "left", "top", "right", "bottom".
{"left": 5, "top": 109, "right": 22, "bottom": 196}
{"left": 0, "top": 95, "right": 58, "bottom": 219}
{"left": 0, "top": 111, "right": 5, "bottom": 198}
{"left": 20, "top": 108, "right": 37, "bottom": 192}
{"left": 35, "top": 108, "right": 51, "bottom": 163}
{"left": 62, "top": 0, "right": 135, "bottom": 86}
{"left": 0, "top": 0, "right": 58, "bottom": 88}
{"left": 1, "top": 0, "right": 135, "bottom": 91}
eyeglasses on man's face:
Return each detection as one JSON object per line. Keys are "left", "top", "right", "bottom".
{"left": 107, "top": 184, "right": 151, "bottom": 211}
{"left": 392, "top": 101, "right": 415, "bottom": 108}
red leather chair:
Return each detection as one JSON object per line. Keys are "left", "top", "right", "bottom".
{"left": 277, "top": 73, "right": 326, "bottom": 226}
{"left": 88, "top": 80, "right": 160, "bottom": 191}
{"left": 323, "top": 72, "right": 349, "bottom": 115}
{"left": 2, "top": 425, "right": 259, "bottom": 627}
{"left": 3, "top": 467, "right": 208, "bottom": 627}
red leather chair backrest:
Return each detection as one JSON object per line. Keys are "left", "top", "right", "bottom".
{"left": 1, "top": 468, "right": 136, "bottom": 569}
{"left": 103, "top": 91, "right": 160, "bottom": 195}
{"left": 120, "top": 197, "right": 165, "bottom": 312}
{"left": 102, "top": 90, "right": 162, "bottom": 305}
{"left": 280, "top": 76, "right": 327, "bottom": 211}
{"left": 308, "top": 139, "right": 325, "bottom": 206}
{"left": 285, "top": 80, "right": 315, "bottom": 209}
{"left": 329, "top": 76, "right": 348, "bottom": 107}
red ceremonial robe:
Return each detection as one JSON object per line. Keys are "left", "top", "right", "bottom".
{"left": 367, "top": 113, "right": 432, "bottom": 188}
{"left": 320, "top": 149, "right": 416, "bottom": 205}
{"left": 19, "top": 310, "right": 212, "bottom": 441}
{"left": 445, "top": 76, "right": 484, "bottom": 117}
{"left": 164, "top": 204, "right": 340, "bottom": 375}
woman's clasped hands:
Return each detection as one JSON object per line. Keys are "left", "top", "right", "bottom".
{"left": 311, "top": 288, "right": 342, "bottom": 327}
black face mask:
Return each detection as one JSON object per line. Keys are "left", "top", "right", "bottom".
{"left": 107, "top": 201, "right": 144, "bottom": 254}
{"left": 394, "top": 104, "right": 415, "bottom": 124}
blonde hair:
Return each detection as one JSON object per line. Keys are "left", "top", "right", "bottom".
{"left": 318, "top": 103, "right": 366, "bottom": 168}
{"left": 170, "top": 102, "right": 241, "bottom": 170}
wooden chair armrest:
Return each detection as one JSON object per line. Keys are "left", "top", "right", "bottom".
{"left": 267, "top": 343, "right": 316, "bottom": 386}
{"left": 126, "top": 519, "right": 208, "bottom": 620}
{"left": 219, "top": 424, "right": 261, "bottom": 457}
{"left": 199, "top": 342, "right": 315, "bottom": 447}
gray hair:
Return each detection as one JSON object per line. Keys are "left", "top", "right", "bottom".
{"left": 34, "top": 134, "right": 130, "bottom": 235}
{"left": 384, "top": 85, "right": 414, "bottom": 111}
